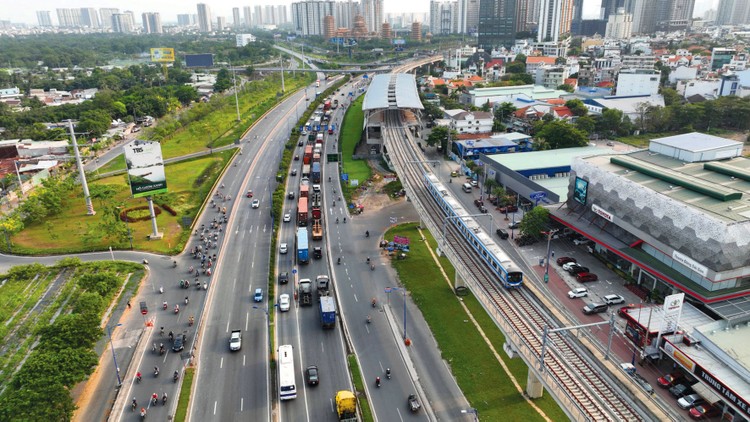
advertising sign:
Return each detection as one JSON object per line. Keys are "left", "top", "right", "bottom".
{"left": 663, "top": 340, "right": 696, "bottom": 373}
{"left": 672, "top": 251, "right": 708, "bottom": 277}
{"left": 573, "top": 177, "right": 588, "bottom": 205}
{"left": 661, "top": 292, "right": 684, "bottom": 333}
{"left": 150, "top": 48, "right": 175, "bottom": 63}
{"left": 694, "top": 364, "right": 750, "bottom": 416}
{"left": 185, "top": 53, "right": 214, "bottom": 68}
{"left": 592, "top": 204, "right": 614, "bottom": 222}
{"left": 124, "top": 140, "right": 167, "bottom": 198}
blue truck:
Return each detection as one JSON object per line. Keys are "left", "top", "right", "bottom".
{"left": 297, "top": 227, "right": 309, "bottom": 264}
{"left": 319, "top": 296, "right": 336, "bottom": 328}
{"left": 311, "top": 162, "right": 321, "bottom": 184}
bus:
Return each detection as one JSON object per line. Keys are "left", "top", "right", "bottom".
{"left": 278, "top": 345, "right": 297, "bottom": 400}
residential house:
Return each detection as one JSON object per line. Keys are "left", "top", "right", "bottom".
{"left": 444, "top": 110, "right": 494, "bottom": 134}
{"left": 525, "top": 56, "right": 557, "bottom": 75}
{"left": 535, "top": 66, "right": 570, "bottom": 89}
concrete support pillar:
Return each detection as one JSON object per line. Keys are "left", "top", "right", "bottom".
{"left": 526, "top": 368, "right": 544, "bottom": 398}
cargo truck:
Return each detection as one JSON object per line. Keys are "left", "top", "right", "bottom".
{"left": 297, "top": 197, "right": 308, "bottom": 226}
{"left": 316, "top": 275, "right": 330, "bottom": 298}
{"left": 297, "top": 227, "right": 309, "bottom": 264}
{"left": 302, "top": 164, "right": 311, "bottom": 178}
{"left": 303, "top": 145, "right": 313, "bottom": 164}
{"left": 299, "top": 278, "right": 313, "bottom": 306}
{"left": 335, "top": 391, "right": 357, "bottom": 422}
{"left": 319, "top": 296, "right": 336, "bottom": 328}
{"left": 311, "top": 162, "right": 321, "bottom": 183}
{"left": 312, "top": 220, "right": 323, "bottom": 240}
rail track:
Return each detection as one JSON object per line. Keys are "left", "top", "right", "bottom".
{"left": 382, "top": 109, "right": 648, "bottom": 421}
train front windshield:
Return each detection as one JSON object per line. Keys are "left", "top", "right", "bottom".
{"left": 507, "top": 272, "right": 523, "bottom": 284}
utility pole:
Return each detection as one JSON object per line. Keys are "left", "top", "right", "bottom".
{"left": 279, "top": 55, "right": 286, "bottom": 94}
{"left": 69, "top": 120, "right": 95, "bottom": 215}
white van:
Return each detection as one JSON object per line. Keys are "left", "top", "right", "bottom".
{"left": 462, "top": 183, "right": 472, "bottom": 193}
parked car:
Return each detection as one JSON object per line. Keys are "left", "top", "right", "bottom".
{"left": 576, "top": 272, "right": 599, "bottom": 282}
{"left": 508, "top": 221, "right": 521, "bottom": 230}
{"left": 689, "top": 403, "right": 720, "bottom": 419}
{"left": 278, "top": 271, "right": 289, "bottom": 284}
{"left": 669, "top": 383, "right": 693, "bottom": 398}
{"left": 253, "top": 288, "right": 264, "bottom": 302}
{"left": 569, "top": 266, "right": 590, "bottom": 275}
{"left": 498, "top": 205, "right": 518, "bottom": 213}
{"left": 279, "top": 243, "right": 288, "bottom": 254}
{"left": 562, "top": 262, "right": 580, "bottom": 272}
{"left": 568, "top": 287, "right": 588, "bottom": 298}
{"left": 305, "top": 365, "right": 319, "bottom": 385}
{"left": 632, "top": 373, "right": 654, "bottom": 395}
{"left": 657, "top": 372, "right": 684, "bottom": 388}
{"left": 677, "top": 394, "right": 705, "bottom": 410}
{"left": 479, "top": 205, "right": 488, "bottom": 214}
{"left": 470, "top": 180, "right": 478, "bottom": 187}
{"left": 279, "top": 294, "right": 290, "bottom": 312}
{"left": 496, "top": 229, "right": 509, "bottom": 239}
{"left": 557, "top": 256, "right": 576, "bottom": 266}
{"left": 582, "top": 302, "right": 608, "bottom": 315}
{"left": 603, "top": 294, "right": 625, "bottom": 305}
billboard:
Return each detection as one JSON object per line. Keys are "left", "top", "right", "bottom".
{"left": 124, "top": 140, "right": 167, "bottom": 198}
{"left": 185, "top": 53, "right": 215, "bottom": 68}
{"left": 150, "top": 48, "right": 175, "bottom": 63}
{"left": 573, "top": 177, "right": 588, "bottom": 205}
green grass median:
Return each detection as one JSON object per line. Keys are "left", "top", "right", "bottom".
{"left": 386, "top": 222, "right": 566, "bottom": 421}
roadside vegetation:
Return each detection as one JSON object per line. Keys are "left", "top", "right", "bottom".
{"left": 386, "top": 222, "right": 567, "bottom": 421}
{"left": 0, "top": 259, "right": 142, "bottom": 420}
{"left": 337, "top": 95, "right": 372, "bottom": 207}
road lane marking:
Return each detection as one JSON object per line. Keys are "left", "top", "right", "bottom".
{"left": 396, "top": 407, "right": 404, "bottom": 422}
{"left": 240, "top": 397, "right": 243, "bottom": 412}
{"left": 245, "top": 312, "right": 249, "bottom": 330}
{"left": 213, "top": 401, "right": 217, "bottom": 415}
{"left": 354, "top": 294, "right": 358, "bottom": 302}
{"left": 243, "top": 354, "right": 246, "bottom": 366}
{"left": 220, "top": 357, "right": 224, "bottom": 369}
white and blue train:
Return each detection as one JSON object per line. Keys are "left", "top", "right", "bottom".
{"left": 423, "top": 173, "right": 523, "bottom": 288}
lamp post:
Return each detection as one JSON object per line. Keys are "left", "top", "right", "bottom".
{"left": 541, "top": 229, "right": 558, "bottom": 284}
{"left": 461, "top": 408, "right": 479, "bottom": 421}
{"left": 253, "top": 304, "right": 278, "bottom": 357}
{"left": 107, "top": 323, "right": 123, "bottom": 387}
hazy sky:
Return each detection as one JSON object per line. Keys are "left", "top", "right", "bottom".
{"left": 5, "top": 0, "right": 718, "bottom": 25}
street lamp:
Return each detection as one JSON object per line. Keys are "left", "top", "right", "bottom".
{"left": 541, "top": 229, "right": 558, "bottom": 284}
{"left": 253, "top": 304, "right": 278, "bottom": 357}
{"left": 107, "top": 323, "right": 123, "bottom": 387}
{"left": 461, "top": 408, "right": 479, "bottom": 421}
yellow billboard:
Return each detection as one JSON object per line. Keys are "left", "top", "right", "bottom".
{"left": 150, "top": 48, "right": 175, "bottom": 63}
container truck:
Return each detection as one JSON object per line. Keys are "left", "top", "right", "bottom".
{"left": 335, "top": 391, "right": 357, "bottom": 422}
{"left": 319, "top": 296, "right": 336, "bottom": 328}
{"left": 299, "top": 278, "right": 313, "bottom": 306}
{"left": 297, "top": 228, "right": 309, "bottom": 264}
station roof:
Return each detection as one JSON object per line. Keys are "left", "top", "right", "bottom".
{"left": 362, "top": 74, "right": 423, "bottom": 111}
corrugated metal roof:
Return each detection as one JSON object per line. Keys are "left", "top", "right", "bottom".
{"left": 652, "top": 132, "right": 742, "bottom": 152}
{"left": 362, "top": 74, "right": 423, "bottom": 111}
{"left": 488, "top": 146, "right": 613, "bottom": 171}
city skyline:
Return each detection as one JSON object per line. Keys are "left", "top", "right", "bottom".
{"left": 4, "top": 0, "right": 717, "bottom": 26}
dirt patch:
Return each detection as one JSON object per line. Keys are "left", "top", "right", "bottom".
{"left": 350, "top": 166, "right": 403, "bottom": 213}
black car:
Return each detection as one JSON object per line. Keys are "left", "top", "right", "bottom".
{"left": 569, "top": 266, "right": 590, "bottom": 275}
{"left": 669, "top": 383, "right": 693, "bottom": 398}
{"left": 313, "top": 247, "right": 322, "bottom": 259}
{"left": 298, "top": 140, "right": 304, "bottom": 147}
{"left": 172, "top": 336, "right": 184, "bottom": 352}
{"left": 305, "top": 365, "right": 319, "bottom": 385}
{"left": 278, "top": 271, "right": 289, "bottom": 284}
{"left": 496, "top": 229, "right": 509, "bottom": 239}
{"left": 479, "top": 205, "right": 488, "bottom": 214}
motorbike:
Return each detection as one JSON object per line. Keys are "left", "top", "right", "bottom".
{"left": 366, "top": 315, "right": 371, "bottom": 324}
{"left": 386, "top": 368, "right": 391, "bottom": 379}
{"left": 131, "top": 400, "right": 137, "bottom": 412}
{"left": 172, "top": 260, "right": 177, "bottom": 268}
{"left": 140, "top": 409, "right": 146, "bottom": 420}
{"left": 371, "top": 298, "right": 377, "bottom": 308}
{"left": 162, "top": 394, "right": 168, "bottom": 405}
{"left": 371, "top": 264, "right": 375, "bottom": 271}
{"left": 185, "top": 297, "right": 189, "bottom": 305}
{"left": 337, "top": 257, "right": 341, "bottom": 265}
{"left": 153, "top": 367, "right": 159, "bottom": 377}
{"left": 173, "top": 371, "right": 179, "bottom": 383}
{"left": 174, "top": 305, "right": 179, "bottom": 314}
{"left": 375, "top": 377, "right": 381, "bottom": 388}
{"left": 365, "top": 231, "right": 369, "bottom": 238}
{"left": 136, "top": 373, "right": 142, "bottom": 383}
{"left": 162, "top": 302, "right": 168, "bottom": 310}
{"left": 188, "top": 316, "right": 194, "bottom": 327}
{"left": 151, "top": 396, "right": 158, "bottom": 406}
{"left": 159, "top": 346, "right": 165, "bottom": 356}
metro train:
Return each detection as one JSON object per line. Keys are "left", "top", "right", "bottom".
{"left": 423, "top": 173, "right": 524, "bottom": 288}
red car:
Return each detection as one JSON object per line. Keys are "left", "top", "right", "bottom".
{"left": 575, "top": 272, "right": 598, "bottom": 282}
{"left": 557, "top": 256, "right": 576, "bottom": 266}
{"left": 657, "top": 372, "right": 684, "bottom": 388}
{"left": 689, "top": 403, "right": 720, "bottom": 419}
{"left": 246, "top": 190, "right": 253, "bottom": 198}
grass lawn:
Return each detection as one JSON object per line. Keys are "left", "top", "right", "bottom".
{"left": 95, "top": 155, "right": 125, "bottom": 175}
{"left": 338, "top": 95, "right": 371, "bottom": 203}
{"left": 11, "top": 151, "right": 233, "bottom": 255}
{"left": 387, "top": 223, "right": 566, "bottom": 421}
{"left": 173, "top": 367, "right": 195, "bottom": 422}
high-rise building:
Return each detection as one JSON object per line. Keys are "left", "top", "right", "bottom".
{"left": 80, "top": 8, "right": 100, "bottom": 28}
{"left": 605, "top": 7, "right": 632, "bottom": 38}
{"left": 99, "top": 8, "right": 119, "bottom": 29}
{"left": 56, "top": 8, "right": 81, "bottom": 27}
{"left": 233, "top": 8, "right": 241, "bottom": 27}
{"left": 537, "top": 0, "right": 573, "bottom": 42}
{"left": 478, "top": 0, "right": 517, "bottom": 49}
{"left": 516, "top": 0, "right": 537, "bottom": 33}
{"left": 291, "top": 1, "right": 335, "bottom": 36}
{"left": 335, "top": 1, "right": 355, "bottom": 28}
{"left": 254, "top": 5, "right": 263, "bottom": 26}
{"left": 716, "top": 0, "right": 750, "bottom": 25}
{"left": 657, "top": 0, "right": 695, "bottom": 30}
{"left": 197, "top": 3, "right": 213, "bottom": 32}
{"left": 177, "top": 14, "right": 192, "bottom": 26}
{"left": 36, "top": 11, "right": 52, "bottom": 27}
{"left": 243, "top": 6, "right": 252, "bottom": 26}
{"left": 430, "top": 1, "right": 461, "bottom": 34}
{"left": 111, "top": 13, "right": 134, "bottom": 33}
{"left": 465, "top": 0, "right": 480, "bottom": 33}
{"left": 142, "top": 13, "right": 162, "bottom": 34}
{"left": 623, "top": 0, "right": 657, "bottom": 33}
{"left": 217, "top": 16, "right": 227, "bottom": 30}
{"left": 411, "top": 21, "right": 423, "bottom": 41}
{"left": 362, "top": 0, "right": 384, "bottom": 33}
{"left": 382, "top": 22, "right": 392, "bottom": 38}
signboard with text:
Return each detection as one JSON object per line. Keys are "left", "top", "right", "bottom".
{"left": 124, "top": 140, "right": 167, "bottom": 198}
{"left": 150, "top": 48, "right": 175, "bottom": 63}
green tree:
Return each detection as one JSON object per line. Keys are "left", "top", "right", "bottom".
{"left": 565, "top": 99, "right": 588, "bottom": 116}
{"left": 557, "top": 84, "right": 575, "bottom": 93}
{"left": 214, "top": 68, "right": 232, "bottom": 92}
{"left": 426, "top": 126, "right": 453, "bottom": 153}
{"left": 597, "top": 108, "right": 625, "bottom": 137}
{"left": 77, "top": 109, "right": 111, "bottom": 138}
{"left": 505, "top": 61, "right": 526, "bottom": 74}
{"left": 535, "top": 120, "right": 588, "bottom": 149}
{"left": 520, "top": 206, "right": 550, "bottom": 239}
{"left": 575, "top": 115, "right": 596, "bottom": 135}
{"left": 661, "top": 87, "right": 682, "bottom": 106}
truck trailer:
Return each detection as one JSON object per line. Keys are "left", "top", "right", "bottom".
{"left": 319, "top": 296, "right": 336, "bottom": 328}
{"left": 297, "top": 227, "right": 309, "bottom": 264}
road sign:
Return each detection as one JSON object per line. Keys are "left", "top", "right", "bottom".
{"left": 530, "top": 191, "right": 547, "bottom": 201}
{"left": 292, "top": 269, "right": 297, "bottom": 274}
{"left": 384, "top": 287, "right": 392, "bottom": 293}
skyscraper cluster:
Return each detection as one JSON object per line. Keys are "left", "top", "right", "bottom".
{"left": 715, "top": 0, "right": 750, "bottom": 25}
{"left": 290, "top": 0, "right": 381, "bottom": 37}
{"left": 39, "top": 7, "right": 162, "bottom": 33}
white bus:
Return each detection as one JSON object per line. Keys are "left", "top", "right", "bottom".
{"left": 278, "top": 345, "right": 297, "bottom": 400}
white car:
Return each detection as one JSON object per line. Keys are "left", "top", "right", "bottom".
{"left": 283, "top": 213, "right": 291, "bottom": 222}
{"left": 562, "top": 262, "right": 581, "bottom": 272}
{"left": 251, "top": 199, "right": 260, "bottom": 208}
{"left": 279, "top": 294, "right": 290, "bottom": 312}
{"left": 603, "top": 294, "right": 625, "bottom": 305}
{"left": 568, "top": 287, "right": 588, "bottom": 298}
{"left": 279, "top": 243, "right": 288, "bottom": 254}
{"left": 573, "top": 237, "right": 591, "bottom": 246}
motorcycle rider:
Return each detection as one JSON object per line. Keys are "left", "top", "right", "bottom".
{"left": 136, "top": 371, "right": 142, "bottom": 383}
{"left": 376, "top": 377, "right": 381, "bottom": 387}
{"left": 154, "top": 366, "right": 159, "bottom": 376}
